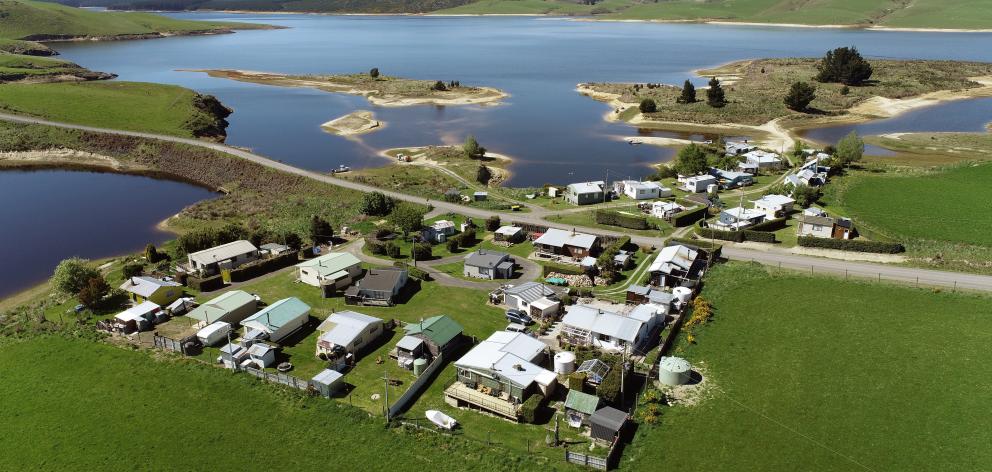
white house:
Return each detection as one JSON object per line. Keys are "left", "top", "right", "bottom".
{"left": 648, "top": 244, "right": 704, "bottom": 288}
{"left": 651, "top": 201, "right": 684, "bottom": 220}
{"left": 422, "top": 220, "right": 457, "bottom": 243}
{"left": 187, "top": 240, "right": 259, "bottom": 276}
{"left": 681, "top": 175, "right": 718, "bottom": 193}
{"left": 315, "top": 311, "right": 384, "bottom": 357}
{"left": 504, "top": 282, "right": 560, "bottom": 319}
{"left": 247, "top": 343, "right": 277, "bottom": 368}
{"left": 560, "top": 305, "right": 650, "bottom": 352}
{"left": 714, "top": 207, "right": 766, "bottom": 230}
{"left": 565, "top": 181, "right": 606, "bottom": 205}
{"left": 451, "top": 331, "right": 557, "bottom": 404}
{"left": 615, "top": 180, "right": 669, "bottom": 200}
{"left": 797, "top": 214, "right": 855, "bottom": 240}
{"left": 463, "top": 250, "right": 515, "bottom": 280}
{"left": 741, "top": 150, "right": 783, "bottom": 170}
{"left": 751, "top": 194, "right": 795, "bottom": 219}
{"left": 296, "top": 252, "right": 363, "bottom": 289}
{"left": 240, "top": 297, "right": 310, "bottom": 344}
{"left": 726, "top": 141, "right": 757, "bottom": 155}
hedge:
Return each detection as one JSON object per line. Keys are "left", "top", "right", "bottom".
{"left": 229, "top": 252, "right": 299, "bottom": 282}
{"left": 742, "top": 230, "right": 777, "bottom": 243}
{"left": 595, "top": 210, "right": 650, "bottom": 230}
{"left": 668, "top": 237, "right": 722, "bottom": 252}
{"left": 187, "top": 274, "right": 224, "bottom": 292}
{"left": 519, "top": 393, "right": 545, "bottom": 424}
{"left": 542, "top": 263, "right": 583, "bottom": 277}
{"left": 672, "top": 205, "right": 708, "bottom": 227}
{"left": 798, "top": 236, "right": 905, "bottom": 254}
{"left": 393, "top": 262, "right": 431, "bottom": 281}
{"left": 696, "top": 227, "right": 744, "bottom": 243}
{"left": 748, "top": 217, "right": 788, "bottom": 232}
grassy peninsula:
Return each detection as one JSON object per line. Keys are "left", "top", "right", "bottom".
{"left": 580, "top": 57, "right": 992, "bottom": 131}
{"left": 0, "top": 0, "right": 271, "bottom": 41}
{"left": 0, "top": 52, "right": 114, "bottom": 82}
{"left": 191, "top": 69, "right": 508, "bottom": 107}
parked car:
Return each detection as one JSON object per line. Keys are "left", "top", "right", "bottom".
{"left": 506, "top": 322, "right": 528, "bottom": 333}
{"left": 505, "top": 309, "right": 534, "bottom": 325}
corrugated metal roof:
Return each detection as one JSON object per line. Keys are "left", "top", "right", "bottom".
{"left": 241, "top": 297, "right": 310, "bottom": 332}
{"left": 187, "top": 290, "right": 256, "bottom": 322}
{"left": 562, "top": 305, "right": 642, "bottom": 343}
{"left": 649, "top": 245, "right": 699, "bottom": 274}
{"left": 464, "top": 250, "right": 511, "bottom": 269}
{"left": 118, "top": 276, "right": 181, "bottom": 298}
{"left": 316, "top": 311, "right": 383, "bottom": 347}
{"left": 295, "top": 252, "right": 361, "bottom": 277}
{"left": 188, "top": 240, "right": 257, "bottom": 266}
{"left": 405, "top": 315, "right": 463, "bottom": 347}
{"left": 533, "top": 228, "right": 597, "bottom": 250}
{"left": 565, "top": 389, "right": 600, "bottom": 415}
{"left": 590, "top": 406, "right": 628, "bottom": 432}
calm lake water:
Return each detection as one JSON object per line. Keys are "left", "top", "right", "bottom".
{"left": 3, "top": 16, "right": 992, "bottom": 297}
{"left": 0, "top": 171, "right": 215, "bottom": 299}
{"left": 50, "top": 14, "right": 992, "bottom": 185}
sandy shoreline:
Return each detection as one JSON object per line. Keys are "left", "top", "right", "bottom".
{"left": 185, "top": 69, "right": 508, "bottom": 107}
{"left": 579, "top": 74, "right": 992, "bottom": 150}
{"left": 320, "top": 110, "right": 384, "bottom": 136}
{"left": 375, "top": 145, "right": 515, "bottom": 184}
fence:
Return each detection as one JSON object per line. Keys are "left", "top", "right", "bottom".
{"left": 387, "top": 354, "right": 446, "bottom": 419}
{"left": 153, "top": 334, "right": 185, "bottom": 354}
{"left": 564, "top": 436, "right": 621, "bottom": 470}
{"left": 738, "top": 257, "right": 988, "bottom": 293}
{"left": 239, "top": 365, "right": 311, "bottom": 391}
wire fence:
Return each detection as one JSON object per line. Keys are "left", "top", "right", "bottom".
{"left": 737, "top": 257, "right": 986, "bottom": 292}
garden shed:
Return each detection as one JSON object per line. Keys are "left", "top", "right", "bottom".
{"left": 589, "top": 406, "right": 628, "bottom": 443}
{"left": 564, "top": 389, "right": 600, "bottom": 427}
{"left": 311, "top": 369, "right": 344, "bottom": 397}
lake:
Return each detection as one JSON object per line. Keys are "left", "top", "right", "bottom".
{"left": 3, "top": 15, "right": 992, "bottom": 297}
{"left": 49, "top": 14, "right": 992, "bottom": 186}
{"left": 0, "top": 171, "right": 215, "bottom": 299}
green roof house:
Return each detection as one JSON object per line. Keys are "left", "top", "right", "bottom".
{"left": 564, "top": 389, "right": 600, "bottom": 427}
{"left": 296, "top": 252, "right": 363, "bottom": 291}
{"left": 404, "top": 315, "right": 465, "bottom": 358}
{"left": 241, "top": 297, "right": 310, "bottom": 343}
{"left": 187, "top": 290, "right": 258, "bottom": 325}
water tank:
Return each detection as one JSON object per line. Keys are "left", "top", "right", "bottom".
{"left": 413, "top": 358, "right": 428, "bottom": 376}
{"left": 673, "top": 287, "right": 693, "bottom": 306}
{"left": 554, "top": 351, "right": 576, "bottom": 375}
{"left": 706, "top": 183, "right": 719, "bottom": 195}
{"left": 658, "top": 356, "right": 691, "bottom": 386}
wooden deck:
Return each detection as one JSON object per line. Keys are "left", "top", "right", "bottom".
{"left": 444, "top": 382, "right": 518, "bottom": 420}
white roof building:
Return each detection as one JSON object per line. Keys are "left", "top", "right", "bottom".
{"left": 187, "top": 240, "right": 258, "bottom": 268}
{"left": 454, "top": 331, "right": 555, "bottom": 391}
{"left": 561, "top": 305, "right": 648, "bottom": 352}
{"left": 752, "top": 194, "right": 795, "bottom": 218}
{"left": 649, "top": 245, "right": 699, "bottom": 275}
{"left": 533, "top": 228, "right": 597, "bottom": 251}
{"left": 118, "top": 276, "right": 181, "bottom": 299}
{"left": 316, "top": 311, "right": 384, "bottom": 349}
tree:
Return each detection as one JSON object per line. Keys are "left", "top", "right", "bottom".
{"left": 784, "top": 81, "right": 816, "bottom": 111}
{"left": 309, "top": 215, "right": 334, "bottom": 245}
{"left": 709, "top": 152, "right": 740, "bottom": 171}
{"left": 445, "top": 237, "right": 460, "bottom": 253}
{"left": 463, "top": 135, "right": 485, "bottom": 158}
{"left": 677, "top": 79, "right": 696, "bottom": 104}
{"left": 791, "top": 139, "right": 806, "bottom": 161}
{"left": 706, "top": 77, "right": 726, "bottom": 108}
{"left": 77, "top": 274, "right": 110, "bottom": 309}
{"left": 122, "top": 262, "right": 144, "bottom": 279}
{"left": 388, "top": 203, "right": 426, "bottom": 235}
{"left": 369, "top": 67, "right": 379, "bottom": 79}
{"left": 359, "top": 191, "right": 394, "bottom": 216}
{"left": 485, "top": 215, "right": 501, "bottom": 231}
{"left": 283, "top": 232, "right": 303, "bottom": 251}
{"left": 834, "top": 131, "right": 864, "bottom": 167}
{"left": 816, "top": 46, "right": 873, "bottom": 86}
{"left": 476, "top": 165, "right": 492, "bottom": 185}
{"left": 673, "top": 144, "right": 709, "bottom": 176}
{"left": 144, "top": 244, "right": 161, "bottom": 263}
{"left": 459, "top": 227, "right": 476, "bottom": 248}
{"left": 51, "top": 257, "right": 99, "bottom": 296}
{"left": 432, "top": 80, "right": 447, "bottom": 91}
{"left": 411, "top": 242, "right": 432, "bottom": 261}
{"left": 790, "top": 184, "right": 821, "bottom": 208}
{"left": 639, "top": 98, "right": 657, "bottom": 113}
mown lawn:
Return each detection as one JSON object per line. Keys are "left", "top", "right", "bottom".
{"left": 548, "top": 204, "right": 674, "bottom": 237}
{"left": 838, "top": 163, "right": 992, "bottom": 248}
{"left": 625, "top": 262, "right": 992, "bottom": 470}
{"left": 0, "top": 81, "right": 218, "bottom": 137}
{"left": 0, "top": 336, "right": 553, "bottom": 471}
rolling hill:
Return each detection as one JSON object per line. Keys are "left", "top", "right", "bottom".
{"left": 0, "top": 0, "right": 269, "bottom": 41}
{"left": 51, "top": 0, "right": 473, "bottom": 14}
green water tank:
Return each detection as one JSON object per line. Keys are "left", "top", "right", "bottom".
{"left": 413, "top": 358, "right": 428, "bottom": 376}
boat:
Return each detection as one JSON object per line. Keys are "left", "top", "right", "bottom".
{"left": 425, "top": 410, "right": 457, "bottom": 430}
{"left": 331, "top": 165, "right": 351, "bottom": 174}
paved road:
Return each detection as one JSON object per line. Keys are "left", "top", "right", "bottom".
{"left": 4, "top": 112, "right": 992, "bottom": 293}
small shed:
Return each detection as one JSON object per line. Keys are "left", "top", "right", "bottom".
{"left": 247, "top": 342, "right": 276, "bottom": 368}
{"left": 473, "top": 191, "right": 488, "bottom": 201}
{"left": 589, "top": 406, "right": 628, "bottom": 442}
{"left": 395, "top": 335, "right": 426, "bottom": 369}
{"left": 564, "top": 389, "right": 600, "bottom": 427}
{"left": 311, "top": 369, "right": 344, "bottom": 397}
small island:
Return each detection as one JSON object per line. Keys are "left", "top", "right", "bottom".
{"left": 320, "top": 110, "right": 383, "bottom": 136}
{"left": 189, "top": 69, "right": 508, "bottom": 107}
{"left": 579, "top": 50, "right": 992, "bottom": 146}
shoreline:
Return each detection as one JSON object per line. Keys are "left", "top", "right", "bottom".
{"left": 184, "top": 69, "right": 509, "bottom": 107}
{"left": 376, "top": 145, "right": 515, "bottom": 185}
{"left": 579, "top": 74, "right": 992, "bottom": 150}
{"left": 320, "top": 110, "right": 385, "bottom": 136}
{"left": 31, "top": 26, "right": 283, "bottom": 44}
{"left": 90, "top": 9, "right": 992, "bottom": 32}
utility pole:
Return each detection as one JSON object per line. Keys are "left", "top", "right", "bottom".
{"left": 382, "top": 364, "right": 390, "bottom": 423}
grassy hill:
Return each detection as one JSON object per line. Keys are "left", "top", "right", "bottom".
{"left": 0, "top": 52, "right": 114, "bottom": 81}
{"left": 0, "top": 0, "right": 268, "bottom": 41}
{"left": 0, "top": 81, "right": 232, "bottom": 138}
{"left": 55, "top": 0, "right": 473, "bottom": 14}
{"left": 436, "top": 0, "right": 992, "bottom": 29}
{"left": 626, "top": 263, "right": 992, "bottom": 470}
